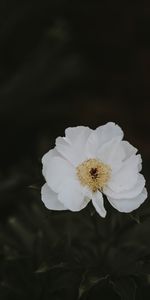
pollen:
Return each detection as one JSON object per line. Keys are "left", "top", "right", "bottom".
{"left": 76, "top": 159, "right": 111, "bottom": 192}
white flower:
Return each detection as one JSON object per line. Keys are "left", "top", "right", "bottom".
{"left": 41, "top": 122, "right": 147, "bottom": 217}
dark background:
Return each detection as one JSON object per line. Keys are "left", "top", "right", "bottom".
{"left": 0, "top": 1, "right": 150, "bottom": 299}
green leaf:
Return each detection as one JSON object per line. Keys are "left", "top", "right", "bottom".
{"left": 78, "top": 272, "right": 109, "bottom": 299}
{"left": 111, "top": 277, "right": 136, "bottom": 300}
{"left": 35, "top": 262, "right": 66, "bottom": 273}
{"left": 129, "top": 214, "right": 140, "bottom": 224}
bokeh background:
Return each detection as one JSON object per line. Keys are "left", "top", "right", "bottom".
{"left": 0, "top": 1, "right": 150, "bottom": 299}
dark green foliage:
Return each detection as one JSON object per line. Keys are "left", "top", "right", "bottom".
{"left": 0, "top": 181, "right": 150, "bottom": 299}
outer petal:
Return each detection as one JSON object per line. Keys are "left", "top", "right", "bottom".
{"left": 56, "top": 126, "right": 92, "bottom": 166}
{"left": 65, "top": 126, "right": 92, "bottom": 142}
{"left": 122, "top": 141, "right": 142, "bottom": 171}
{"left": 122, "top": 141, "right": 137, "bottom": 159}
{"left": 46, "top": 156, "right": 75, "bottom": 193}
{"left": 58, "top": 178, "right": 89, "bottom": 211}
{"left": 85, "top": 122, "right": 123, "bottom": 159}
{"left": 104, "top": 174, "right": 145, "bottom": 199}
{"left": 107, "top": 154, "right": 141, "bottom": 193}
{"left": 96, "top": 137, "right": 125, "bottom": 172}
{"left": 41, "top": 183, "right": 67, "bottom": 210}
{"left": 92, "top": 191, "right": 107, "bottom": 218}
{"left": 107, "top": 188, "right": 147, "bottom": 213}
{"left": 95, "top": 122, "right": 124, "bottom": 145}
{"left": 42, "top": 148, "right": 58, "bottom": 177}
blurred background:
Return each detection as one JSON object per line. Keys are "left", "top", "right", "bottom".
{"left": 0, "top": 1, "right": 150, "bottom": 299}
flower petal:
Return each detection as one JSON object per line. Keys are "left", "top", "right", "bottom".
{"left": 46, "top": 156, "right": 75, "bottom": 193}
{"left": 107, "top": 188, "right": 147, "bottom": 213}
{"left": 92, "top": 191, "right": 107, "bottom": 218}
{"left": 122, "top": 141, "right": 138, "bottom": 159}
{"left": 56, "top": 126, "right": 92, "bottom": 166}
{"left": 58, "top": 178, "right": 89, "bottom": 211}
{"left": 85, "top": 132, "right": 100, "bottom": 158}
{"left": 96, "top": 122, "right": 124, "bottom": 145}
{"left": 41, "top": 183, "right": 67, "bottom": 210}
{"left": 96, "top": 137, "right": 125, "bottom": 172}
{"left": 85, "top": 122, "right": 123, "bottom": 159}
{"left": 42, "top": 148, "right": 58, "bottom": 177}
{"left": 104, "top": 174, "right": 145, "bottom": 199}
{"left": 122, "top": 141, "right": 142, "bottom": 171}
{"left": 107, "top": 154, "right": 141, "bottom": 193}
{"left": 65, "top": 126, "right": 92, "bottom": 142}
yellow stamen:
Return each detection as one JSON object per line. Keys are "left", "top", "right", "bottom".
{"left": 76, "top": 159, "right": 111, "bottom": 192}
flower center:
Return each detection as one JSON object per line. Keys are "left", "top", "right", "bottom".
{"left": 76, "top": 159, "right": 111, "bottom": 192}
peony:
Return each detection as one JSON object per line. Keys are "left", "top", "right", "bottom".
{"left": 41, "top": 122, "right": 147, "bottom": 217}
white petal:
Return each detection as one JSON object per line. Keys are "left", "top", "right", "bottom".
{"left": 122, "top": 141, "right": 137, "bottom": 159}
{"left": 107, "top": 154, "right": 141, "bottom": 193}
{"left": 92, "top": 191, "right": 107, "bottom": 218}
{"left": 138, "top": 155, "right": 142, "bottom": 172}
{"left": 107, "top": 188, "right": 147, "bottom": 213}
{"left": 85, "top": 132, "right": 100, "bottom": 158}
{"left": 121, "top": 141, "right": 142, "bottom": 171}
{"left": 42, "top": 148, "right": 58, "bottom": 177}
{"left": 104, "top": 174, "right": 145, "bottom": 199}
{"left": 82, "top": 186, "right": 93, "bottom": 199}
{"left": 95, "top": 122, "right": 124, "bottom": 145}
{"left": 56, "top": 126, "right": 92, "bottom": 166}
{"left": 58, "top": 178, "right": 89, "bottom": 211}
{"left": 46, "top": 156, "right": 75, "bottom": 193}
{"left": 41, "top": 183, "right": 67, "bottom": 210}
{"left": 96, "top": 137, "right": 125, "bottom": 171}
{"left": 65, "top": 126, "right": 92, "bottom": 142}
{"left": 85, "top": 122, "right": 123, "bottom": 159}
